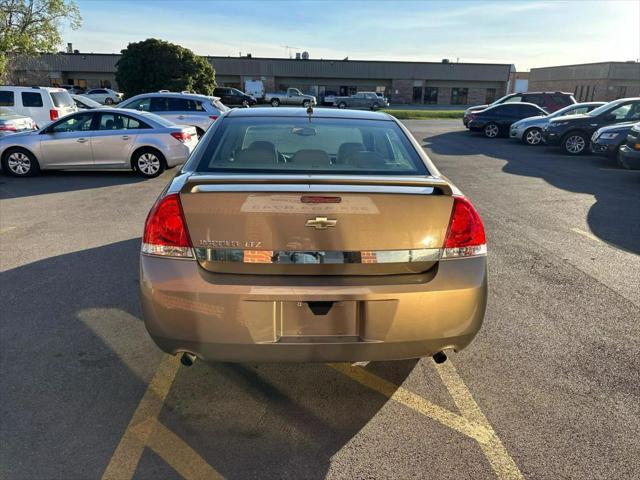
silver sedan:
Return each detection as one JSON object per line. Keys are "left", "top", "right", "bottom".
{"left": 0, "top": 108, "right": 198, "bottom": 178}
{"left": 510, "top": 102, "right": 605, "bottom": 145}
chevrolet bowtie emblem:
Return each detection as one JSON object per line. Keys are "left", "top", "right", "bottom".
{"left": 305, "top": 216, "right": 337, "bottom": 230}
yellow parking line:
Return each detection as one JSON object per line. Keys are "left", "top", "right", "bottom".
{"left": 435, "top": 361, "right": 524, "bottom": 480}
{"left": 571, "top": 227, "right": 603, "bottom": 244}
{"left": 0, "top": 226, "right": 16, "bottom": 234}
{"left": 134, "top": 418, "right": 224, "bottom": 480}
{"left": 330, "top": 362, "right": 523, "bottom": 480}
{"left": 102, "top": 355, "right": 181, "bottom": 480}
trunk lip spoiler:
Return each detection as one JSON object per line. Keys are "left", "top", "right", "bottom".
{"left": 181, "top": 175, "right": 453, "bottom": 195}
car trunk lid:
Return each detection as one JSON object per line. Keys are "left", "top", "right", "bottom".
{"left": 179, "top": 175, "right": 454, "bottom": 275}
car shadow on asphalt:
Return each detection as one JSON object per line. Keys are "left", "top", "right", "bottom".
{"left": 1, "top": 238, "right": 419, "bottom": 479}
{"left": 0, "top": 170, "right": 148, "bottom": 200}
{"left": 423, "top": 130, "right": 640, "bottom": 255}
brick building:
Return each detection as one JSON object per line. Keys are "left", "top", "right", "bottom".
{"left": 16, "top": 53, "right": 513, "bottom": 106}
{"left": 528, "top": 61, "right": 640, "bottom": 102}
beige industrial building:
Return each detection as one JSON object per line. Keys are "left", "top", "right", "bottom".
{"left": 13, "top": 53, "right": 514, "bottom": 106}
{"left": 529, "top": 61, "right": 640, "bottom": 102}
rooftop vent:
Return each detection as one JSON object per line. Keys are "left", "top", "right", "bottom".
{"left": 301, "top": 51, "right": 309, "bottom": 60}
{"left": 442, "top": 58, "right": 450, "bottom": 64}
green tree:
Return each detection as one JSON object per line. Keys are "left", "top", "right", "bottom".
{"left": 115, "top": 38, "right": 216, "bottom": 97}
{"left": 0, "top": 0, "right": 82, "bottom": 78}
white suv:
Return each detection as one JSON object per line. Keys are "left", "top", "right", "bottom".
{"left": 0, "top": 86, "right": 77, "bottom": 127}
{"left": 118, "top": 91, "right": 229, "bottom": 138}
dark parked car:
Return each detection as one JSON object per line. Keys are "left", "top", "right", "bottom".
{"left": 590, "top": 122, "right": 638, "bottom": 158}
{"left": 542, "top": 97, "right": 640, "bottom": 155}
{"left": 213, "top": 87, "right": 257, "bottom": 107}
{"left": 467, "top": 103, "right": 548, "bottom": 138}
{"left": 617, "top": 123, "right": 640, "bottom": 169}
{"left": 463, "top": 91, "right": 575, "bottom": 127}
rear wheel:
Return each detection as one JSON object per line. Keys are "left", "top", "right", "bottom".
{"left": 484, "top": 122, "right": 499, "bottom": 138}
{"left": 104, "top": 97, "right": 114, "bottom": 105}
{"left": 523, "top": 127, "right": 542, "bottom": 146}
{"left": 270, "top": 98, "right": 280, "bottom": 107}
{"left": 242, "top": 99, "right": 249, "bottom": 107}
{"left": 302, "top": 100, "right": 311, "bottom": 108}
{"left": 562, "top": 132, "right": 588, "bottom": 155}
{"left": 195, "top": 127, "right": 205, "bottom": 140}
{"left": 338, "top": 102, "right": 347, "bottom": 109}
{"left": 2, "top": 148, "right": 40, "bottom": 177}
{"left": 133, "top": 148, "right": 165, "bottom": 178}
{"left": 371, "top": 103, "right": 380, "bottom": 111}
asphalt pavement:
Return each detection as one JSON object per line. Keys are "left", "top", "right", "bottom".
{"left": 1, "top": 119, "right": 638, "bottom": 479}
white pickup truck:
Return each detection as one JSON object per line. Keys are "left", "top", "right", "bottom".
{"left": 264, "top": 88, "right": 317, "bottom": 107}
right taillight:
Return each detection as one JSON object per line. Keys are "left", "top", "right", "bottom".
{"left": 49, "top": 109, "right": 59, "bottom": 121}
{"left": 442, "top": 196, "right": 487, "bottom": 258}
{"left": 142, "top": 194, "right": 193, "bottom": 258}
{"left": 170, "top": 131, "right": 192, "bottom": 143}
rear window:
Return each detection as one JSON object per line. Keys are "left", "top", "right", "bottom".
{"left": 50, "top": 91, "right": 73, "bottom": 108}
{"left": 195, "top": 117, "right": 428, "bottom": 175}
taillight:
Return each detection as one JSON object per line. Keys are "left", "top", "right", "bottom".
{"left": 142, "top": 194, "right": 193, "bottom": 258}
{"left": 0, "top": 124, "right": 17, "bottom": 132}
{"left": 170, "top": 131, "right": 192, "bottom": 143}
{"left": 442, "top": 196, "right": 487, "bottom": 258}
{"left": 209, "top": 115, "right": 218, "bottom": 120}
{"left": 49, "top": 109, "right": 59, "bottom": 121}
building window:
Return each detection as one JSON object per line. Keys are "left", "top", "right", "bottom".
{"left": 451, "top": 88, "right": 468, "bottom": 105}
{"left": 485, "top": 88, "right": 497, "bottom": 103}
{"left": 412, "top": 86, "right": 423, "bottom": 103}
{"left": 424, "top": 87, "right": 438, "bottom": 104}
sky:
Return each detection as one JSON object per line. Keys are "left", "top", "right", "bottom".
{"left": 62, "top": 0, "right": 640, "bottom": 71}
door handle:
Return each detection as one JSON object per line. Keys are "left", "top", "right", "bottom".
{"left": 76, "top": 138, "right": 88, "bottom": 143}
{"left": 121, "top": 135, "right": 130, "bottom": 140}
{"left": 177, "top": 115, "right": 185, "bottom": 119}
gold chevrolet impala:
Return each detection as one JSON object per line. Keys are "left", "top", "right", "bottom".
{"left": 140, "top": 107, "right": 487, "bottom": 364}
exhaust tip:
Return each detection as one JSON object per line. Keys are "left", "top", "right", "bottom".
{"left": 180, "top": 352, "right": 197, "bottom": 367}
{"left": 432, "top": 351, "right": 447, "bottom": 364}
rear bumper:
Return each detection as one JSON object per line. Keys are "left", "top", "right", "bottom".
{"left": 140, "top": 255, "right": 487, "bottom": 362}
{"left": 164, "top": 143, "right": 194, "bottom": 167}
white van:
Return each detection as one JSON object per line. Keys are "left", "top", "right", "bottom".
{"left": 244, "top": 80, "right": 265, "bottom": 100}
{"left": 0, "top": 86, "right": 77, "bottom": 127}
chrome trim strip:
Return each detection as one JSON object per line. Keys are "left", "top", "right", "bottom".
{"left": 190, "top": 184, "right": 435, "bottom": 194}
{"left": 193, "top": 247, "right": 442, "bottom": 264}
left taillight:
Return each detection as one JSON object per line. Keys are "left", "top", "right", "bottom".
{"left": 170, "top": 131, "right": 192, "bottom": 143}
{"left": 142, "top": 194, "right": 193, "bottom": 258}
{"left": 49, "top": 109, "right": 59, "bottom": 121}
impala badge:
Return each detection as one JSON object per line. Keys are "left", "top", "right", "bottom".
{"left": 305, "top": 217, "right": 337, "bottom": 230}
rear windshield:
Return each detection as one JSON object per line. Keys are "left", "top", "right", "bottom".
{"left": 137, "top": 111, "right": 175, "bottom": 127}
{"left": 195, "top": 117, "right": 428, "bottom": 175}
{"left": 51, "top": 91, "right": 73, "bottom": 108}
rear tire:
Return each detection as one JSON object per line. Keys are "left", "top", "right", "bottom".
{"left": 371, "top": 103, "right": 380, "bottom": 111}
{"left": 302, "top": 100, "right": 311, "bottom": 108}
{"left": 270, "top": 99, "right": 280, "bottom": 107}
{"left": 523, "top": 127, "right": 542, "bottom": 146}
{"left": 195, "top": 127, "right": 205, "bottom": 140}
{"left": 562, "top": 131, "right": 588, "bottom": 155}
{"left": 105, "top": 97, "right": 114, "bottom": 105}
{"left": 338, "top": 102, "right": 347, "bottom": 109}
{"left": 2, "top": 148, "right": 40, "bottom": 177}
{"left": 484, "top": 122, "right": 499, "bottom": 138}
{"left": 132, "top": 148, "right": 165, "bottom": 178}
